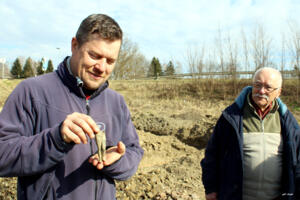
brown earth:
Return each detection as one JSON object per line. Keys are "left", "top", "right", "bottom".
{"left": 0, "top": 79, "right": 300, "bottom": 200}
{"left": 113, "top": 83, "right": 231, "bottom": 200}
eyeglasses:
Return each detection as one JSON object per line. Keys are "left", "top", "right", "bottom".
{"left": 253, "top": 83, "right": 279, "bottom": 93}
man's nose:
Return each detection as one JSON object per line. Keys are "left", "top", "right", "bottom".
{"left": 94, "top": 58, "right": 106, "bottom": 72}
{"left": 258, "top": 86, "right": 267, "bottom": 94}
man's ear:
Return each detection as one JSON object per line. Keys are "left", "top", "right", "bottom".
{"left": 71, "top": 37, "right": 78, "bottom": 53}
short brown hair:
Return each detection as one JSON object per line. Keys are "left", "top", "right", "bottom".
{"left": 75, "top": 14, "right": 123, "bottom": 46}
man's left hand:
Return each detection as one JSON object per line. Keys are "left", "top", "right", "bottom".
{"left": 88, "top": 141, "right": 126, "bottom": 170}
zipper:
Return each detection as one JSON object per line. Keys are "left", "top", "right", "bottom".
{"left": 77, "top": 77, "right": 108, "bottom": 200}
{"left": 86, "top": 99, "right": 91, "bottom": 115}
{"left": 260, "top": 118, "right": 264, "bottom": 133}
{"left": 260, "top": 118, "right": 265, "bottom": 192}
{"left": 85, "top": 99, "right": 98, "bottom": 200}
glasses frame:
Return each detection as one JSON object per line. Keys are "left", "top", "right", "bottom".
{"left": 253, "top": 83, "right": 279, "bottom": 93}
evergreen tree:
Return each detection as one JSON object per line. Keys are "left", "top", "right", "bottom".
{"left": 165, "top": 61, "right": 175, "bottom": 76}
{"left": 10, "top": 58, "right": 22, "bottom": 78}
{"left": 36, "top": 58, "right": 45, "bottom": 75}
{"left": 148, "top": 57, "right": 162, "bottom": 79}
{"left": 46, "top": 59, "right": 54, "bottom": 73}
{"left": 22, "top": 57, "right": 34, "bottom": 78}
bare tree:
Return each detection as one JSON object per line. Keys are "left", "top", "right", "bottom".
{"left": 184, "top": 43, "right": 206, "bottom": 78}
{"left": 215, "top": 26, "right": 225, "bottom": 73}
{"left": 225, "top": 32, "right": 239, "bottom": 77}
{"left": 280, "top": 32, "right": 286, "bottom": 79}
{"left": 197, "top": 44, "right": 206, "bottom": 76}
{"left": 0, "top": 60, "right": 11, "bottom": 79}
{"left": 225, "top": 31, "right": 239, "bottom": 94}
{"left": 206, "top": 49, "right": 218, "bottom": 77}
{"left": 113, "top": 37, "right": 148, "bottom": 79}
{"left": 251, "top": 24, "right": 273, "bottom": 70}
{"left": 288, "top": 21, "right": 300, "bottom": 75}
{"left": 241, "top": 28, "right": 250, "bottom": 73}
{"left": 214, "top": 26, "right": 227, "bottom": 99}
{"left": 288, "top": 21, "right": 300, "bottom": 103}
{"left": 175, "top": 61, "right": 182, "bottom": 75}
{"left": 185, "top": 44, "right": 199, "bottom": 77}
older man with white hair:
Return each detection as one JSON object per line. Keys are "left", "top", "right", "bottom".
{"left": 201, "top": 67, "right": 300, "bottom": 200}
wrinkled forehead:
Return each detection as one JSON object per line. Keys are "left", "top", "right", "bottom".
{"left": 253, "top": 70, "right": 280, "bottom": 86}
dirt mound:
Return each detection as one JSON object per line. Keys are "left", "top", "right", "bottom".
{"left": 132, "top": 111, "right": 217, "bottom": 149}
{"left": 0, "top": 177, "right": 16, "bottom": 200}
{"left": 115, "top": 107, "right": 220, "bottom": 199}
{"left": 116, "top": 130, "right": 205, "bottom": 200}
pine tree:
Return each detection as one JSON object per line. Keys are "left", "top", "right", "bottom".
{"left": 148, "top": 57, "right": 162, "bottom": 79}
{"left": 22, "top": 57, "right": 35, "bottom": 78}
{"left": 36, "top": 58, "right": 45, "bottom": 75}
{"left": 165, "top": 61, "right": 175, "bottom": 76}
{"left": 10, "top": 58, "right": 22, "bottom": 78}
{"left": 46, "top": 60, "right": 54, "bottom": 73}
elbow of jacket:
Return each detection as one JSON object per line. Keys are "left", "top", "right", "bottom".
{"left": 115, "top": 166, "right": 139, "bottom": 181}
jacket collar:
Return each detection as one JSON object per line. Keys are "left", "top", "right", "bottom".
{"left": 55, "top": 56, "right": 109, "bottom": 99}
{"left": 234, "top": 86, "right": 287, "bottom": 116}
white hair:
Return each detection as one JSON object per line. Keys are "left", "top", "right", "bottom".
{"left": 252, "top": 67, "right": 282, "bottom": 88}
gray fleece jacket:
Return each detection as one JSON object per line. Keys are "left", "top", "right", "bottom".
{"left": 0, "top": 57, "right": 144, "bottom": 200}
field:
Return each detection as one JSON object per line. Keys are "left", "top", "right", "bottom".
{"left": 0, "top": 78, "right": 299, "bottom": 200}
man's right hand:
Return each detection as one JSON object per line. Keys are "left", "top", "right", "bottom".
{"left": 60, "top": 112, "right": 100, "bottom": 144}
{"left": 206, "top": 192, "right": 217, "bottom": 200}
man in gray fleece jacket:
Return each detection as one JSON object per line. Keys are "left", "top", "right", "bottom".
{"left": 0, "top": 14, "right": 144, "bottom": 200}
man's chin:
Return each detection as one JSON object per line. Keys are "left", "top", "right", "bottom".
{"left": 256, "top": 101, "right": 268, "bottom": 108}
{"left": 84, "top": 81, "right": 104, "bottom": 90}
{"left": 254, "top": 99, "right": 267, "bottom": 107}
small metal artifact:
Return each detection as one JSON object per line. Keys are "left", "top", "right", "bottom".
{"left": 95, "top": 129, "right": 106, "bottom": 162}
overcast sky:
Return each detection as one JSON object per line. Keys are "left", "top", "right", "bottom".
{"left": 1, "top": 0, "right": 300, "bottom": 72}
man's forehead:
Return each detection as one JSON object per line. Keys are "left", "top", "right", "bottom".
{"left": 87, "top": 38, "right": 121, "bottom": 56}
{"left": 254, "top": 71, "right": 279, "bottom": 85}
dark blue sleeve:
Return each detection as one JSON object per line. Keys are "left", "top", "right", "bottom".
{"left": 0, "top": 81, "right": 73, "bottom": 177}
{"left": 291, "top": 113, "right": 300, "bottom": 198}
{"left": 283, "top": 110, "right": 300, "bottom": 198}
{"left": 200, "top": 114, "right": 225, "bottom": 194}
{"left": 295, "top": 130, "right": 300, "bottom": 199}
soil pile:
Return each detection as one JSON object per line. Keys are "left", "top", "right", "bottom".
{"left": 116, "top": 130, "right": 206, "bottom": 200}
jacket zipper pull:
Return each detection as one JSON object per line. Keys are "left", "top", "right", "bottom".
{"left": 86, "top": 99, "right": 90, "bottom": 115}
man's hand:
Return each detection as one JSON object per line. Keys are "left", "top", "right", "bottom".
{"left": 206, "top": 192, "right": 217, "bottom": 200}
{"left": 60, "top": 112, "right": 100, "bottom": 144}
{"left": 88, "top": 141, "right": 126, "bottom": 170}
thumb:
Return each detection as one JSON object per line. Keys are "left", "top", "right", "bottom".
{"left": 117, "top": 141, "right": 126, "bottom": 155}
